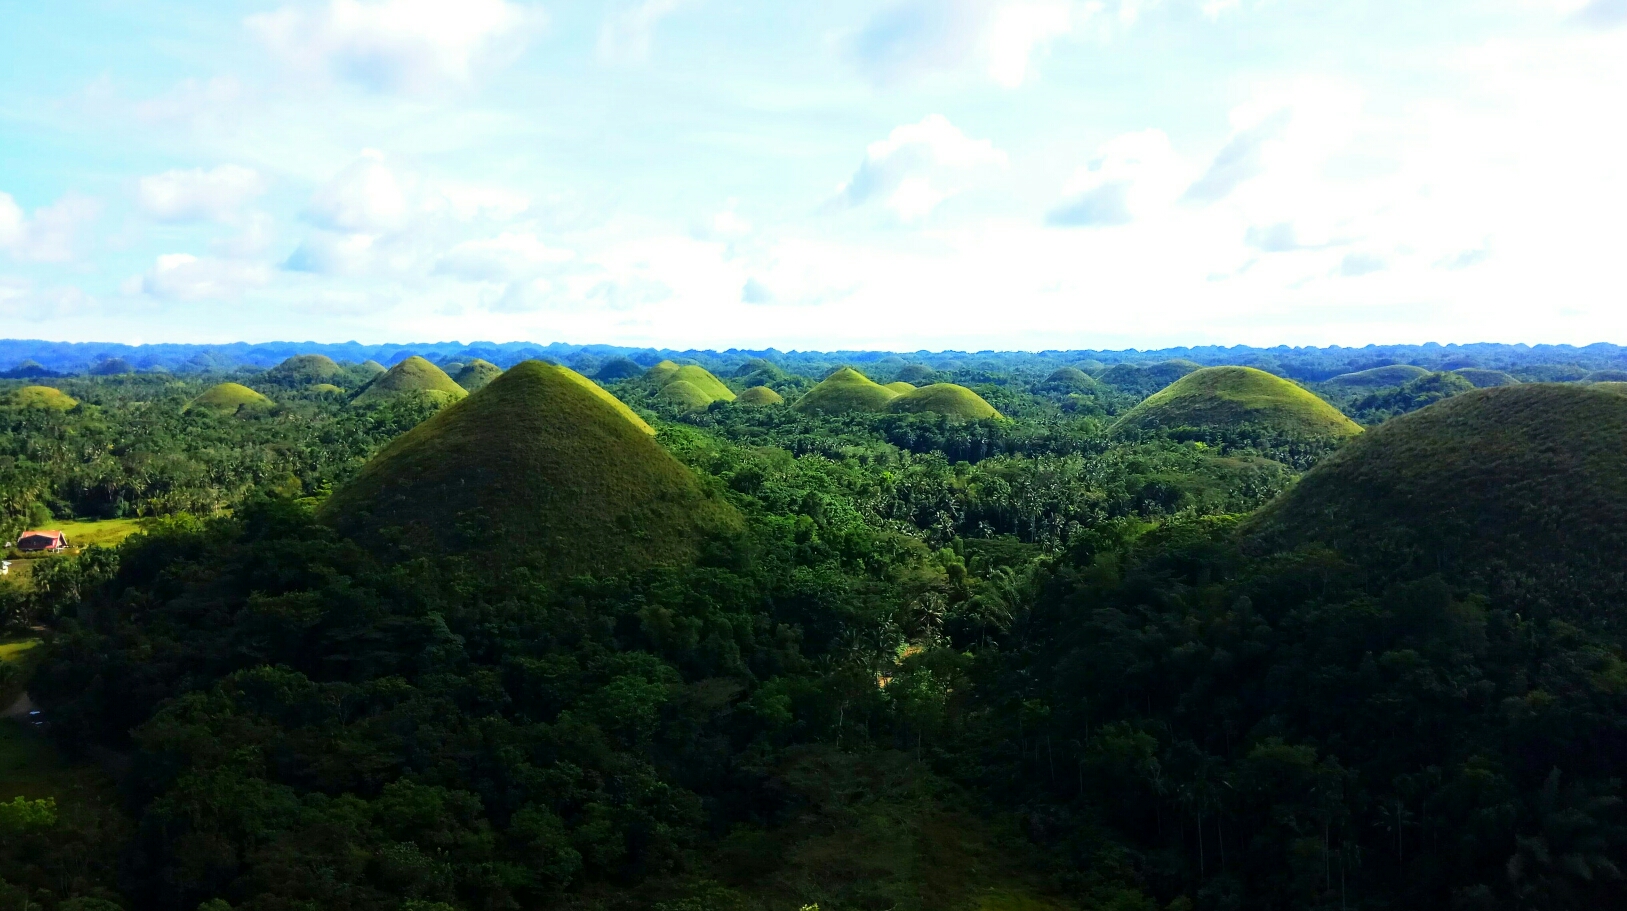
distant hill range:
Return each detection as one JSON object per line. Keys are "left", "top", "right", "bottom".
{"left": 5, "top": 338, "right": 1627, "bottom": 382}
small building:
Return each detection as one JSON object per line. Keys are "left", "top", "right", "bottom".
{"left": 16, "top": 530, "right": 68, "bottom": 552}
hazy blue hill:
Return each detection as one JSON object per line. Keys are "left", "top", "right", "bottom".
{"left": 320, "top": 360, "right": 739, "bottom": 575}
{"left": 1114, "top": 366, "right": 1362, "bottom": 440}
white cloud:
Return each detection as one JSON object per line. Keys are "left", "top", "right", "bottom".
{"left": 248, "top": 0, "right": 534, "bottom": 93}
{"left": 0, "top": 192, "right": 99, "bottom": 263}
{"left": 284, "top": 232, "right": 380, "bottom": 276}
{"left": 138, "top": 165, "right": 267, "bottom": 223}
{"left": 599, "top": 0, "right": 688, "bottom": 63}
{"left": 302, "top": 150, "right": 409, "bottom": 233}
{"left": 848, "top": 0, "right": 1087, "bottom": 87}
{"left": 1048, "top": 129, "right": 1187, "bottom": 226}
{"left": 139, "top": 253, "right": 271, "bottom": 301}
{"left": 836, "top": 115, "right": 1007, "bottom": 221}
{"left": 1184, "top": 109, "right": 1293, "bottom": 203}
{"left": 1575, "top": 0, "right": 1627, "bottom": 28}
{"left": 436, "top": 232, "right": 574, "bottom": 281}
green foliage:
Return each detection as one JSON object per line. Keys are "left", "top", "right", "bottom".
{"left": 1245, "top": 383, "right": 1627, "bottom": 617}
{"left": 350, "top": 357, "right": 467, "bottom": 409}
{"left": 184, "top": 383, "right": 273, "bottom": 415}
{"left": 320, "top": 360, "right": 741, "bottom": 576}
{"left": 1345, "top": 370, "right": 1475, "bottom": 423}
{"left": 1113, "top": 367, "right": 1361, "bottom": 442}
{"left": 0, "top": 795, "right": 56, "bottom": 831}
{"left": 793, "top": 367, "right": 900, "bottom": 415}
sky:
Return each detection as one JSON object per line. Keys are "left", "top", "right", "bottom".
{"left": 0, "top": 0, "right": 1624, "bottom": 350}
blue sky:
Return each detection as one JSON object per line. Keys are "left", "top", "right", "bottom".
{"left": 1, "top": 0, "right": 1624, "bottom": 349}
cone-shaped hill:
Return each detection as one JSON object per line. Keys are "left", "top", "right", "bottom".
{"left": 266, "top": 354, "right": 344, "bottom": 385}
{"left": 895, "top": 364, "right": 937, "bottom": 384}
{"left": 888, "top": 383, "right": 1002, "bottom": 419}
{"left": 884, "top": 382, "right": 917, "bottom": 394}
{"left": 186, "top": 383, "right": 274, "bottom": 414}
{"left": 646, "top": 362, "right": 735, "bottom": 406}
{"left": 454, "top": 359, "right": 503, "bottom": 392}
{"left": 1324, "top": 365, "right": 1430, "bottom": 389}
{"left": 319, "top": 361, "right": 740, "bottom": 575}
{"left": 351, "top": 356, "right": 467, "bottom": 408}
{"left": 1113, "top": 367, "right": 1361, "bottom": 440}
{"left": 1044, "top": 366, "right": 1098, "bottom": 390}
{"left": 8, "top": 386, "right": 78, "bottom": 410}
{"left": 645, "top": 360, "right": 683, "bottom": 383}
{"left": 595, "top": 356, "right": 643, "bottom": 381}
{"left": 659, "top": 380, "right": 714, "bottom": 410}
{"left": 359, "top": 360, "right": 387, "bottom": 376}
{"left": 1452, "top": 368, "right": 1519, "bottom": 388}
{"left": 310, "top": 383, "right": 345, "bottom": 395}
{"left": 1243, "top": 384, "right": 1627, "bottom": 615}
{"left": 792, "top": 367, "right": 899, "bottom": 415}
{"left": 736, "top": 385, "right": 784, "bottom": 406}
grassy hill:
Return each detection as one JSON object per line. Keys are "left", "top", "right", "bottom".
{"left": 185, "top": 382, "right": 274, "bottom": 414}
{"left": 309, "top": 383, "right": 344, "bottom": 395}
{"left": 1043, "top": 366, "right": 1097, "bottom": 390}
{"left": 1243, "top": 384, "right": 1627, "bottom": 615}
{"left": 668, "top": 365, "right": 734, "bottom": 401}
{"left": 595, "top": 356, "right": 643, "bottom": 381}
{"left": 7, "top": 386, "right": 77, "bottom": 410}
{"left": 1452, "top": 368, "right": 1519, "bottom": 387}
{"left": 645, "top": 360, "right": 683, "bottom": 383}
{"left": 1583, "top": 369, "right": 1627, "bottom": 383}
{"left": 359, "top": 360, "right": 386, "bottom": 376}
{"left": 884, "top": 381, "right": 917, "bottom": 394}
{"left": 1113, "top": 366, "right": 1361, "bottom": 440}
{"left": 320, "top": 360, "right": 739, "bottom": 575}
{"left": 895, "top": 364, "right": 937, "bottom": 384}
{"left": 659, "top": 379, "right": 714, "bottom": 410}
{"left": 888, "top": 383, "right": 1002, "bottom": 419}
{"left": 792, "top": 367, "right": 900, "bottom": 415}
{"left": 736, "top": 385, "right": 784, "bottom": 405}
{"left": 1324, "top": 364, "right": 1430, "bottom": 388}
{"left": 1142, "top": 359, "right": 1202, "bottom": 385}
{"left": 266, "top": 354, "right": 344, "bottom": 385}
{"left": 454, "top": 359, "right": 503, "bottom": 392}
{"left": 350, "top": 356, "right": 467, "bottom": 408}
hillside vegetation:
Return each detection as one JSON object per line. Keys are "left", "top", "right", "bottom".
{"left": 1113, "top": 366, "right": 1361, "bottom": 440}
{"left": 1324, "top": 364, "right": 1431, "bottom": 388}
{"left": 735, "top": 385, "right": 784, "bottom": 405}
{"left": 7, "top": 386, "right": 77, "bottom": 410}
{"left": 321, "top": 360, "right": 739, "bottom": 574}
{"left": 350, "top": 356, "right": 467, "bottom": 408}
{"left": 1244, "top": 383, "right": 1627, "bottom": 615}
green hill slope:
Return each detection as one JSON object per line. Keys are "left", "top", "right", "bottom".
{"left": 667, "top": 365, "right": 734, "bottom": 402}
{"left": 1113, "top": 366, "right": 1361, "bottom": 440}
{"left": 1324, "top": 364, "right": 1430, "bottom": 388}
{"left": 736, "top": 385, "right": 784, "bottom": 405}
{"left": 1452, "top": 368, "right": 1519, "bottom": 388}
{"left": 454, "top": 359, "right": 503, "bottom": 392}
{"left": 1043, "top": 366, "right": 1097, "bottom": 390}
{"left": 320, "top": 360, "right": 739, "bottom": 574}
{"left": 1583, "top": 369, "right": 1627, "bottom": 383}
{"left": 792, "top": 367, "right": 900, "bottom": 415}
{"left": 895, "top": 364, "right": 937, "bottom": 384}
{"left": 266, "top": 354, "right": 344, "bottom": 385}
{"left": 659, "top": 379, "right": 714, "bottom": 410}
{"left": 884, "top": 381, "right": 917, "bottom": 394}
{"left": 185, "top": 383, "right": 273, "bottom": 414}
{"left": 309, "top": 383, "right": 344, "bottom": 395}
{"left": 8, "top": 386, "right": 78, "bottom": 410}
{"left": 888, "top": 383, "right": 1001, "bottom": 419}
{"left": 358, "top": 360, "right": 386, "bottom": 376}
{"left": 1244, "top": 384, "right": 1627, "bottom": 615}
{"left": 595, "top": 356, "right": 643, "bottom": 380}
{"left": 645, "top": 360, "right": 682, "bottom": 383}
{"left": 350, "top": 356, "right": 467, "bottom": 408}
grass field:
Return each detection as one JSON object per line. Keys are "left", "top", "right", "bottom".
{"left": 5, "top": 518, "right": 145, "bottom": 587}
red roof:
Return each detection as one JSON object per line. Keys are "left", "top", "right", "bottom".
{"left": 17, "top": 530, "right": 67, "bottom": 547}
